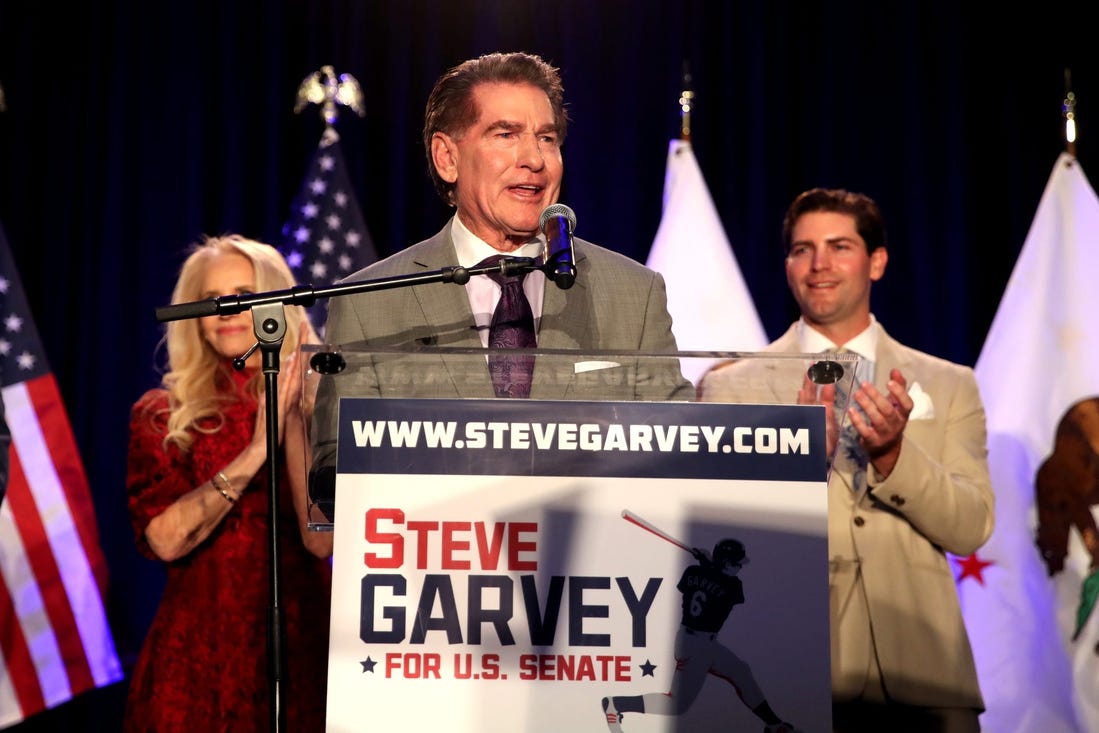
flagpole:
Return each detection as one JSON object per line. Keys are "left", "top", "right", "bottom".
{"left": 679, "top": 64, "right": 693, "bottom": 143}
{"left": 1058, "top": 70, "right": 1099, "bottom": 727}
{"left": 645, "top": 65, "right": 768, "bottom": 384}
{"left": 283, "top": 66, "right": 378, "bottom": 334}
{"left": 241, "top": 65, "right": 367, "bottom": 733}
{"left": 1063, "top": 67, "right": 1077, "bottom": 158}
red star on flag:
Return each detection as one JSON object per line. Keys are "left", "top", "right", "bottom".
{"left": 953, "top": 552, "right": 994, "bottom": 585}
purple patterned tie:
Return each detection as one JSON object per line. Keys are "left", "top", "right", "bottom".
{"left": 478, "top": 255, "right": 536, "bottom": 398}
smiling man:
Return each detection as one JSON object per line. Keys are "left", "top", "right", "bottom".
{"left": 318, "top": 52, "right": 689, "bottom": 367}
{"left": 426, "top": 77, "right": 562, "bottom": 252}
{"left": 314, "top": 52, "right": 692, "bottom": 380}
{"left": 308, "top": 53, "right": 692, "bottom": 517}
{"left": 700, "top": 188, "right": 994, "bottom": 733}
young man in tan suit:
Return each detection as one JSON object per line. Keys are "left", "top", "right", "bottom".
{"left": 700, "top": 188, "right": 993, "bottom": 733}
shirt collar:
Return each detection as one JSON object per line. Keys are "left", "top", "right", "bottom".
{"left": 795, "top": 315, "right": 879, "bottom": 361}
{"left": 451, "top": 214, "right": 545, "bottom": 266}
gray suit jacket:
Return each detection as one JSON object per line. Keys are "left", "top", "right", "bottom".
{"left": 700, "top": 323, "right": 993, "bottom": 710}
{"left": 319, "top": 219, "right": 693, "bottom": 400}
{"left": 308, "top": 219, "right": 693, "bottom": 513}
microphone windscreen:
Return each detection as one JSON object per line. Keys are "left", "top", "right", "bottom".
{"left": 539, "top": 203, "right": 576, "bottom": 231}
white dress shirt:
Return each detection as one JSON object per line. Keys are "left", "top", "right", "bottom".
{"left": 450, "top": 215, "right": 547, "bottom": 347}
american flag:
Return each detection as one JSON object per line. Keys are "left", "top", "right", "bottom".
{"left": 280, "top": 126, "right": 378, "bottom": 333}
{"left": 0, "top": 219, "right": 122, "bottom": 727}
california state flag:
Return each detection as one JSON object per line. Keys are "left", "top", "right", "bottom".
{"left": 962, "top": 152, "right": 1099, "bottom": 732}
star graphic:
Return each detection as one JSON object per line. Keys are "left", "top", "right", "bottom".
{"left": 953, "top": 552, "right": 994, "bottom": 585}
{"left": 639, "top": 659, "right": 657, "bottom": 677}
{"left": 360, "top": 656, "right": 378, "bottom": 673}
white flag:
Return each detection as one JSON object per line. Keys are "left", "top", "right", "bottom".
{"left": 646, "top": 139, "right": 767, "bottom": 385}
{"left": 962, "top": 152, "right": 1099, "bottom": 733}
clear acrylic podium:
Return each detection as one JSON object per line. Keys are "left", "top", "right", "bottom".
{"left": 296, "top": 345, "right": 861, "bottom": 733}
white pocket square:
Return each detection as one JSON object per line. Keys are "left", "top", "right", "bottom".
{"left": 908, "top": 381, "right": 935, "bottom": 420}
{"left": 575, "top": 360, "right": 620, "bottom": 374}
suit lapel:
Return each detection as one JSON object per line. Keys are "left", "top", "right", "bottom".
{"left": 766, "top": 326, "right": 802, "bottom": 403}
{"left": 530, "top": 248, "right": 592, "bottom": 400}
{"left": 537, "top": 247, "right": 589, "bottom": 351}
{"left": 838, "top": 327, "right": 911, "bottom": 498}
{"left": 417, "top": 284, "right": 482, "bottom": 348}
{"left": 405, "top": 228, "right": 492, "bottom": 397}
{"left": 409, "top": 230, "right": 483, "bottom": 349}
{"left": 871, "top": 328, "right": 912, "bottom": 393}
{"left": 528, "top": 282, "right": 577, "bottom": 401}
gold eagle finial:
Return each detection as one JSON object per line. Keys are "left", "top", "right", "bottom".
{"left": 294, "top": 65, "right": 365, "bottom": 125}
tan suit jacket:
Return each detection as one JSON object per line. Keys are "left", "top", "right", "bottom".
{"left": 700, "top": 323, "right": 993, "bottom": 710}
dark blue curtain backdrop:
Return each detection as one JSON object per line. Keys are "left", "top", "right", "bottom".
{"left": 0, "top": 1, "right": 1094, "bottom": 729}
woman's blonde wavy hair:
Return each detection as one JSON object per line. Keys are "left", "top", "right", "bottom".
{"left": 156, "top": 234, "right": 317, "bottom": 451}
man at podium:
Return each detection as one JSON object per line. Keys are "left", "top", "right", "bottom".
{"left": 307, "top": 52, "right": 692, "bottom": 514}
{"left": 319, "top": 50, "right": 688, "bottom": 394}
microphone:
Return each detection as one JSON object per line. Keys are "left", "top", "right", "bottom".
{"left": 539, "top": 203, "right": 577, "bottom": 290}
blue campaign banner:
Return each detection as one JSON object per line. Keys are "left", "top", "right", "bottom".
{"left": 336, "top": 398, "right": 827, "bottom": 482}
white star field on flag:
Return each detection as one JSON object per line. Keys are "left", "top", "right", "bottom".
{"left": 280, "top": 127, "right": 377, "bottom": 330}
{"left": 0, "top": 264, "right": 45, "bottom": 385}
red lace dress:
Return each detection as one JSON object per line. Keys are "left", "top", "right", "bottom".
{"left": 124, "top": 367, "right": 331, "bottom": 732}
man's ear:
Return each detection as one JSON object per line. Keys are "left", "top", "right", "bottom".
{"left": 431, "top": 132, "right": 458, "bottom": 184}
{"left": 869, "top": 246, "right": 888, "bottom": 282}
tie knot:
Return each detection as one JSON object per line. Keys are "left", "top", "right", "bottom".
{"left": 475, "top": 254, "right": 529, "bottom": 285}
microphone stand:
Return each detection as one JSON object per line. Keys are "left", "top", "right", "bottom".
{"left": 154, "top": 255, "right": 544, "bottom": 733}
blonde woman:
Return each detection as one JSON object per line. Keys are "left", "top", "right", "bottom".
{"left": 125, "top": 234, "right": 331, "bottom": 732}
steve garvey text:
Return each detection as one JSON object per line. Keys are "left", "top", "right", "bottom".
{"left": 359, "top": 507, "right": 661, "bottom": 683}
{"left": 351, "top": 420, "right": 811, "bottom": 682}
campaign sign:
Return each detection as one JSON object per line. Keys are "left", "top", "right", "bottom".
{"left": 326, "top": 399, "right": 831, "bottom": 732}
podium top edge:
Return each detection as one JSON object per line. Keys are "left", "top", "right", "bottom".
{"left": 297, "top": 344, "right": 862, "bottom": 362}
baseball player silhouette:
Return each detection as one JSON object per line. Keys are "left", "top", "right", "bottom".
{"left": 600, "top": 539, "right": 802, "bottom": 733}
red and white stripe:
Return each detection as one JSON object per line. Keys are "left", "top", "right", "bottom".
{"left": 0, "top": 375, "right": 122, "bottom": 728}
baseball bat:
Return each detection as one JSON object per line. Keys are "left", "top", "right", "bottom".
{"left": 621, "top": 509, "right": 693, "bottom": 553}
